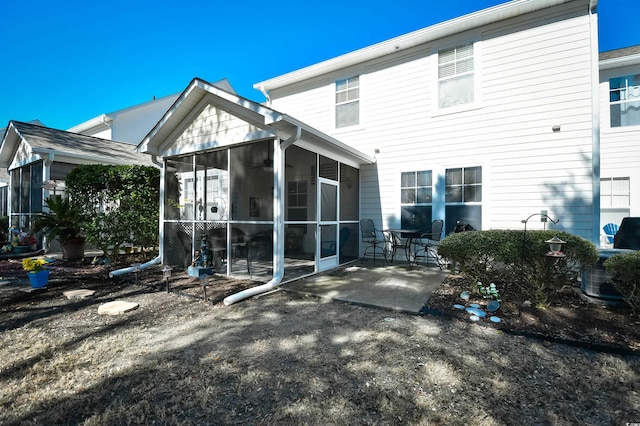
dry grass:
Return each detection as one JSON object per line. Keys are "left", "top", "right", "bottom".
{"left": 0, "top": 265, "right": 639, "bottom": 425}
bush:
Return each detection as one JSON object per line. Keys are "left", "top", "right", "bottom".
{"left": 66, "top": 164, "right": 160, "bottom": 261}
{"left": 604, "top": 251, "right": 640, "bottom": 316}
{"left": 438, "top": 229, "right": 598, "bottom": 307}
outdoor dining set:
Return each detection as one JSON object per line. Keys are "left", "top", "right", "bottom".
{"left": 359, "top": 218, "right": 446, "bottom": 269}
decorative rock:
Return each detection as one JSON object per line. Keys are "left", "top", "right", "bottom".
{"left": 489, "top": 316, "right": 501, "bottom": 323}
{"left": 466, "top": 307, "right": 486, "bottom": 317}
{"left": 469, "top": 315, "right": 480, "bottom": 321}
{"left": 469, "top": 303, "right": 480, "bottom": 309}
{"left": 98, "top": 301, "right": 139, "bottom": 315}
{"left": 63, "top": 289, "right": 96, "bottom": 300}
{"left": 460, "top": 291, "right": 470, "bottom": 301}
{"left": 453, "top": 304, "right": 465, "bottom": 310}
{"left": 487, "top": 300, "right": 500, "bottom": 312}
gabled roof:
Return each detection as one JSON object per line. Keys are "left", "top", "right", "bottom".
{"left": 138, "top": 78, "right": 375, "bottom": 167}
{"left": 254, "top": 0, "right": 595, "bottom": 91}
{"left": 0, "top": 121, "right": 153, "bottom": 170}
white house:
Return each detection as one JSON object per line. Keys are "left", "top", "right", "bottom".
{"left": 256, "top": 0, "right": 600, "bottom": 243}
{"left": 138, "top": 0, "right": 604, "bottom": 302}
{"left": 598, "top": 45, "right": 640, "bottom": 240}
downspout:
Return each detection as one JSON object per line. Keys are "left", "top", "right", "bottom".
{"left": 589, "top": 0, "right": 601, "bottom": 246}
{"left": 224, "top": 126, "right": 302, "bottom": 305}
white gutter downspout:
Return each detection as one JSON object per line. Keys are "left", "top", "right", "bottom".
{"left": 224, "top": 126, "right": 302, "bottom": 305}
{"left": 589, "top": 0, "right": 600, "bottom": 246}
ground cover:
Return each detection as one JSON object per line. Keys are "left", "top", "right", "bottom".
{"left": 0, "top": 258, "right": 638, "bottom": 425}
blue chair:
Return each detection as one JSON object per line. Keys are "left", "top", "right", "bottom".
{"left": 603, "top": 223, "right": 619, "bottom": 244}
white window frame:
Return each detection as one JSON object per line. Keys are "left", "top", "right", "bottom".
{"left": 444, "top": 166, "right": 482, "bottom": 204}
{"left": 400, "top": 170, "right": 433, "bottom": 206}
{"left": 433, "top": 40, "right": 481, "bottom": 116}
{"left": 335, "top": 76, "right": 360, "bottom": 129}
{"left": 609, "top": 74, "right": 640, "bottom": 128}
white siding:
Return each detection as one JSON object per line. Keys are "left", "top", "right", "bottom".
{"left": 111, "top": 95, "right": 179, "bottom": 144}
{"left": 169, "top": 103, "right": 263, "bottom": 155}
{"left": 271, "top": 2, "right": 596, "bottom": 239}
{"left": 599, "top": 64, "right": 640, "bottom": 223}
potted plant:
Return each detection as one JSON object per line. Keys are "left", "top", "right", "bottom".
{"left": 10, "top": 229, "right": 37, "bottom": 254}
{"left": 22, "top": 257, "right": 49, "bottom": 288}
{"left": 31, "top": 195, "right": 86, "bottom": 261}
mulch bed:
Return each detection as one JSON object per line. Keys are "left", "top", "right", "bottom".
{"left": 424, "top": 274, "right": 640, "bottom": 354}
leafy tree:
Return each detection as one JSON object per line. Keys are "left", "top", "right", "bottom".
{"left": 66, "top": 164, "right": 160, "bottom": 261}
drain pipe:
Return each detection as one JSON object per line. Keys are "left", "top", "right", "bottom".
{"left": 224, "top": 126, "right": 302, "bottom": 305}
{"left": 109, "top": 255, "right": 162, "bottom": 278}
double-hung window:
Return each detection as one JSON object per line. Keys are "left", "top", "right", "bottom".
{"left": 438, "top": 44, "right": 474, "bottom": 110}
{"left": 610, "top": 74, "right": 640, "bottom": 127}
{"left": 401, "top": 170, "right": 433, "bottom": 229}
{"left": 335, "top": 76, "right": 359, "bottom": 128}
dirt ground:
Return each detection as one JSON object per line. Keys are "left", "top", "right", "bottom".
{"left": 1, "top": 258, "right": 639, "bottom": 425}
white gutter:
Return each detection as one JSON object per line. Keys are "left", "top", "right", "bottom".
{"left": 255, "top": 0, "right": 572, "bottom": 91}
{"left": 109, "top": 255, "right": 162, "bottom": 278}
{"left": 223, "top": 126, "right": 302, "bottom": 305}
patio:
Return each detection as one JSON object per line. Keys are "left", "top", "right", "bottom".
{"left": 282, "top": 263, "right": 448, "bottom": 314}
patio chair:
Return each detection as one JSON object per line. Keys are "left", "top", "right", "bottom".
{"left": 359, "top": 219, "right": 389, "bottom": 266}
{"left": 603, "top": 223, "right": 619, "bottom": 244}
{"left": 413, "top": 220, "right": 445, "bottom": 269}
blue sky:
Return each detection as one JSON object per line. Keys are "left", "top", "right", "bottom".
{"left": 0, "top": 0, "right": 638, "bottom": 131}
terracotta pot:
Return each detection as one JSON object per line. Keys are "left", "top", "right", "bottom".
{"left": 62, "top": 238, "right": 86, "bottom": 261}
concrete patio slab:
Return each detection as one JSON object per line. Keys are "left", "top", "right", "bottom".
{"left": 283, "top": 264, "right": 447, "bottom": 314}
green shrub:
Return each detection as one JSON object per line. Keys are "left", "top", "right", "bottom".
{"left": 438, "top": 229, "right": 598, "bottom": 307}
{"left": 66, "top": 164, "right": 160, "bottom": 261}
{"left": 604, "top": 251, "right": 640, "bottom": 316}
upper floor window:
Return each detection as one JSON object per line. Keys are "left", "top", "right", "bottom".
{"left": 401, "top": 170, "right": 432, "bottom": 204}
{"left": 335, "top": 76, "right": 359, "bottom": 128}
{"left": 610, "top": 74, "right": 640, "bottom": 127}
{"left": 445, "top": 166, "right": 481, "bottom": 203}
{"left": 438, "top": 44, "right": 474, "bottom": 110}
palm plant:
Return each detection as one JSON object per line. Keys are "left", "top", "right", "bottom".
{"left": 31, "top": 195, "right": 85, "bottom": 244}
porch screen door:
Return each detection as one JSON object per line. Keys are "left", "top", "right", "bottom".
{"left": 318, "top": 178, "right": 338, "bottom": 271}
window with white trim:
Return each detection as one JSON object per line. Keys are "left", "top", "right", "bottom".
{"left": 335, "top": 76, "right": 359, "bottom": 128}
{"left": 445, "top": 166, "right": 481, "bottom": 203}
{"left": 610, "top": 74, "right": 640, "bottom": 127}
{"left": 601, "top": 177, "right": 630, "bottom": 226}
{"left": 438, "top": 44, "right": 474, "bottom": 109}
{"left": 401, "top": 170, "right": 432, "bottom": 204}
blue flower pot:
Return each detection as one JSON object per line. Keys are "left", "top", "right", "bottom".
{"left": 27, "top": 270, "right": 49, "bottom": 288}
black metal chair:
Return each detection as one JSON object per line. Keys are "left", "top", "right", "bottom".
{"left": 359, "top": 219, "right": 389, "bottom": 266}
{"left": 413, "top": 220, "right": 445, "bottom": 269}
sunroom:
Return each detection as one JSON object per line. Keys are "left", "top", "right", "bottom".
{"left": 137, "top": 78, "right": 375, "bottom": 285}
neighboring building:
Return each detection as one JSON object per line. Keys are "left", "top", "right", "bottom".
{"left": 67, "top": 79, "right": 234, "bottom": 144}
{"left": 256, "top": 0, "right": 600, "bottom": 242}
{"left": 138, "top": 0, "right": 603, "bottom": 293}
{"left": 0, "top": 121, "right": 152, "bottom": 234}
{"left": 598, "top": 45, "right": 640, "bottom": 241}
{"left": 0, "top": 119, "right": 45, "bottom": 217}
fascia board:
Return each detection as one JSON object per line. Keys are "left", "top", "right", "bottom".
{"left": 599, "top": 54, "right": 640, "bottom": 70}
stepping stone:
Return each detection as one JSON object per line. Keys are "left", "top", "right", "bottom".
{"left": 98, "top": 301, "right": 139, "bottom": 315}
{"left": 63, "top": 289, "right": 96, "bottom": 299}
